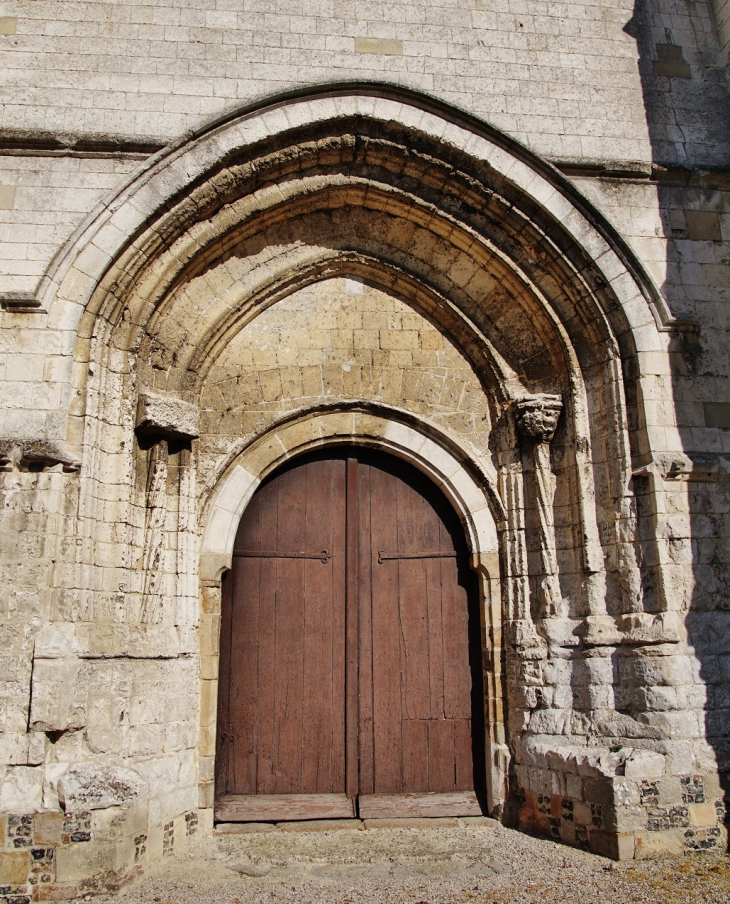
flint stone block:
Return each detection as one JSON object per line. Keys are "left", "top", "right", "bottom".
{"left": 57, "top": 765, "right": 147, "bottom": 812}
{"left": 136, "top": 392, "right": 199, "bottom": 440}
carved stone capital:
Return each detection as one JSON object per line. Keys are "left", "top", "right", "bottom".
{"left": 514, "top": 394, "right": 563, "bottom": 445}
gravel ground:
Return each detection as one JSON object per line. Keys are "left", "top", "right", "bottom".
{"left": 95, "top": 821, "right": 730, "bottom": 904}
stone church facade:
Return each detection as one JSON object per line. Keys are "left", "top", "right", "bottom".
{"left": 1, "top": 0, "right": 730, "bottom": 896}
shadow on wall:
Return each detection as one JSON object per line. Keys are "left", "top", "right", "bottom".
{"left": 625, "top": 0, "right": 730, "bottom": 846}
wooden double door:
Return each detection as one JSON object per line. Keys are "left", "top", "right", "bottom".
{"left": 215, "top": 448, "right": 486, "bottom": 821}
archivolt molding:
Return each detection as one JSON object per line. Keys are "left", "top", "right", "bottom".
{"left": 47, "top": 90, "right": 675, "bottom": 443}
{"left": 199, "top": 406, "right": 501, "bottom": 583}
{"left": 53, "top": 86, "right": 668, "bottom": 627}
{"left": 44, "top": 89, "right": 670, "bottom": 339}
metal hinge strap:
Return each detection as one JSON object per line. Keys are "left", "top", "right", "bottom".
{"left": 377, "top": 550, "right": 457, "bottom": 564}
{"left": 234, "top": 550, "right": 333, "bottom": 563}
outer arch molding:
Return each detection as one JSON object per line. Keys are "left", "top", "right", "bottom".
{"left": 199, "top": 407, "right": 501, "bottom": 584}
{"left": 45, "top": 84, "right": 674, "bottom": 344}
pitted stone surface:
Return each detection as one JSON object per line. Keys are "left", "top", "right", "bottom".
{"left": 57, "top": 764, "right": 147, "bottom": 811}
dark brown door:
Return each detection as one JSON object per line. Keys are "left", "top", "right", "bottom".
{"left": 215, "top": 449, "right": 485, "bottom": 822}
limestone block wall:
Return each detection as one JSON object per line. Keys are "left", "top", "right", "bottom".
{"left": 0, "top": 0, "right": 727, "bottom": 311}
{"left": 0, "top": 0, "right": 727, "bottom": 889}
{"left": 197, "top": 278, "right": 493, "bottom": 475}
{"left": 0, "top": 465, "right": 202, "bottom": 896}
{"left": 0, "top": 0, "right": 672, "bottom": 159}
{"left": 0, "top": 156, "right": 143, "bottom": 296}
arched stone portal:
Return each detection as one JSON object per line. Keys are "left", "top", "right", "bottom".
{"left": 214, "top": 444, "right": 492, "bottom": 823}
{"left": 199, "top": 407, "right": 505, "bottom": 817}
{"left": 12, "top": 87, "right": 721, "bottom": 892}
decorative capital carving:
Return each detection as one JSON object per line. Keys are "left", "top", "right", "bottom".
{"left": 514, "top": 394, "right": 563, "bottom": 444}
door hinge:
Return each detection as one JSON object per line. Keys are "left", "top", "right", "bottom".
{"left": 234, "top": 549, "right": 333, "bottom": 563}
{"left": 377, "top": 550, "right": 457, "bottom": 564}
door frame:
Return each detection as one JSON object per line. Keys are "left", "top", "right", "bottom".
{"left": 198, "top": 406, "right": 508, "bottom": 820}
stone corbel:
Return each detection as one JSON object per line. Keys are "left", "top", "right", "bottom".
{"left": 582, "top": 611, "right": 682, "bottom": 647}
{"left": 515, "top": 394, "right": 563, "bottom": 446}
{"left": 135, "top": 391, "right": 199, "bottom": 625}
{"left": 135, "top": 391, "right": 200, "bottom": 442}
{"left": 633, "top": 452, "right": 720, "bottom": 484}
{"left": 0, "top": 438, "right": 81, "bottom": 472}
{"left": 515, "top": 394, "right": 564, "bottom": 619}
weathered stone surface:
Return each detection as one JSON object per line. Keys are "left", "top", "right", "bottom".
{"left": 0, "top": 850, "right": 29, "bottom": 885}
{"left": 57, "top": 764, "right": 147, "bottom": 811}
{"left": 136, "top": 392, "right": 200, "bottom": 441}
{"left": 33, "top": 810, "right": 63, "bottom": 844}
{"left": 0, "top": 766, "right": 43, "bottom": 812}
{"left": 624, "top": 751, "right": 666, "bottom": 780}
{"left": 29, "top": 658, "right": 85, "bottom": 732}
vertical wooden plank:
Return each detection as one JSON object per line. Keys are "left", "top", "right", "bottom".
{"left": 300, "top": 457, "right": 346, "bottom": 794}
{"left": 273, "top": 556, "right": 305, "bottom": 792}
{"left": 357, "top": 459, "right": 375, "bottom": 795}
{"left": 402, "top": 720, "right": 429, "bottom": 792}
{"left": 454, "top": 718, "right": 475, "bottom": 791}
{"left": 428, "top": 718, "right": 455, "bottom": 792}
{"left": 256, "top": 477, "right": 281, "bottom": 794}
{"left": 345, "top": 458, "right": 359, "bottom": 801}
{"left": 228, "top": 469, "right": 265, "bottom": 795}
{"left": 230, "top": 557, "right": 260, "bottom": 793}
{"left": 370, "top": 464, "right": 403, "bottom": 793}
{"left": 422, "top": 487, "right": 445, "bottom": 723}
{"left": 301, "top": 459, "right": 330, "bottom": 792}
{"left": 330, "top": 458, "right": 347, "bottom": 793}
{"left": 397, "top": 477, "right": 430, "bottom": 724}
{"left": 442, "top": 555, "right": 473, "bottom": 721}
{"left": 425, "top": 557, "right": 445, "bottom": 721}
{"left": 300, "top": 459, "right": 326, "bottom": 792}
{"left": 273, "top": 467, "right": 307, "bottom": 793}
{"left": 466, "top": 563, "right": 488, "bottom": 797}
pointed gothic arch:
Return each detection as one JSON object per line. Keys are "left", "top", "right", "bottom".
{"left": 42, "top": 84, "right": 696, "bottom": 849}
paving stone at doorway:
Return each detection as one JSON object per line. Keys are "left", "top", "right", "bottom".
{"left": 216, "top": 822, "right": 279, "bottom": 834}
{"left": 364, "top": 817, "right": 459, "bottom": 830}
{"left": 277, "top": 818, "right": 364, "bottom": 832}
